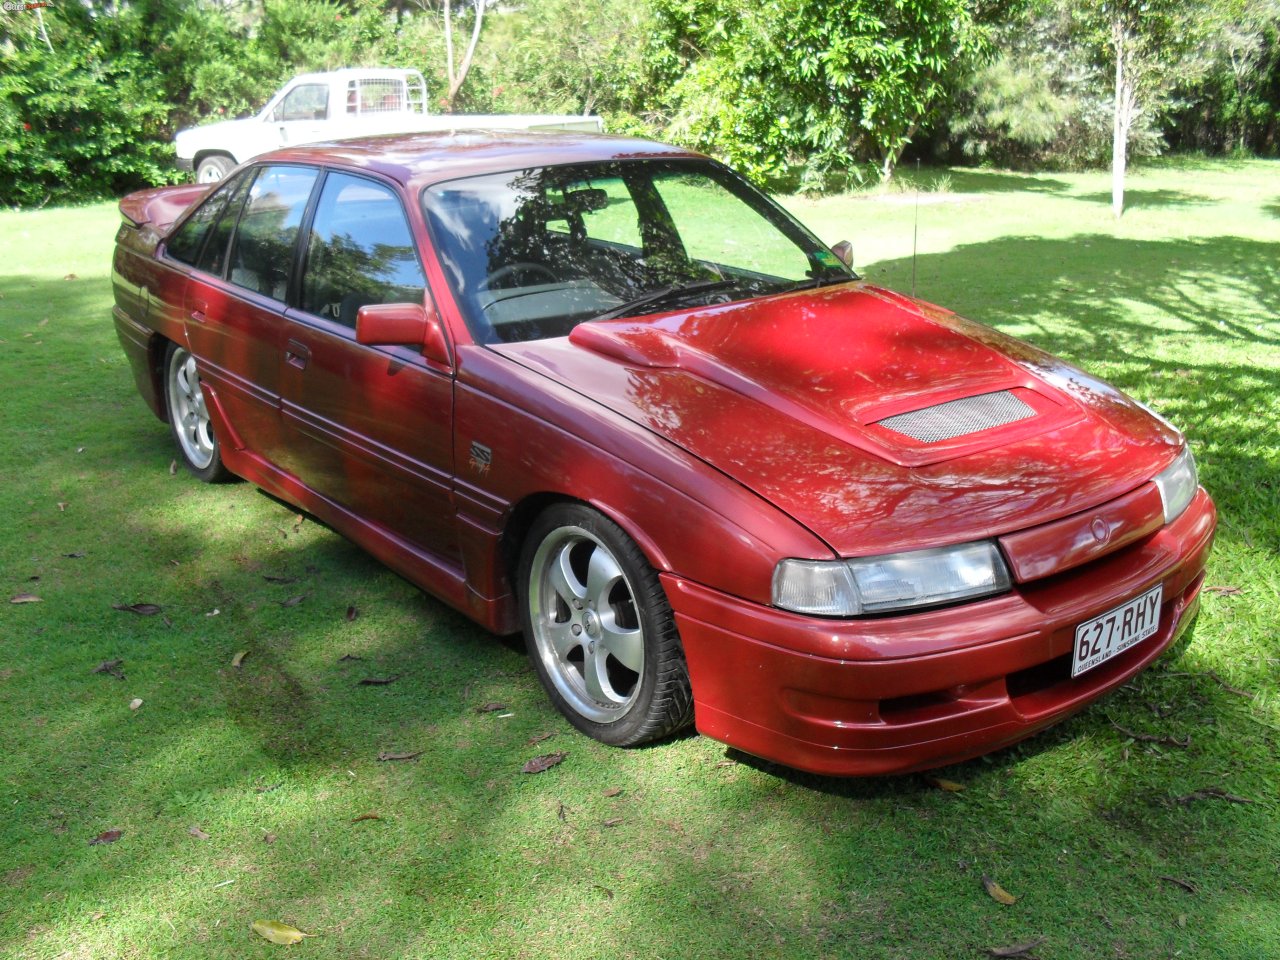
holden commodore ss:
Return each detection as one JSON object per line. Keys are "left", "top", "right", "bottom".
{"left": 110, "top": 132, "right": 1216, "bottom": 776}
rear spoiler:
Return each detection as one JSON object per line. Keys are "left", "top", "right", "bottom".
{"left": 118, "top": 183, "right": 213, "bottom": 236}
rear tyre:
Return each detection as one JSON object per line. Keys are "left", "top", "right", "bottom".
{"left": 164, "top": 342, "right": 231, "bottom": 483}
{"left": 519, "top": 503, "right": 694, "bottom": 746}
{"left": 196, "top": 155, "right": 233, "bottom": 183}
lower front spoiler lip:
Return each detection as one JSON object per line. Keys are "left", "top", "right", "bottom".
{"left": 666, "top": 489, "right": 1215, "bottom": 777}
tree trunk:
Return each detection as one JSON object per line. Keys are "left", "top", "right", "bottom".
{"left": 1111, "top": 17, "right": 1129, "bottom": 220}
{"left": 444, "top": 0, "right": 485, "bottom": 111}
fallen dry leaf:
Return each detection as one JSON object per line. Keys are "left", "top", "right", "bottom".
{"left": 129, "top": 698, "right": 143, "bottom": 711}
{"left": 602, "top": 787, "right": 622, "bottom": 798}
{"left": 527, "top": 731, "right": 555, "bottom": 745}
{"left": 557, "top": 802, "right": 567, "bottom": 822}
{"left": 1159, "top": 875, "right": 1198, "bottom": 894}
{"left": 231, "top": 650, "right": 249, "bottom": 669}
{"left": 1205, "top": 585, "right": 1241, "bottom": 595}
{"left": 475, "top": 701, "right": 507, "bottom": 713}
{"left": 350, "top": 812, "right": 381, "bottom": 823}
{"left": 1111, "top": 722, "right": 1190, "bottom": 748}
{"left": 92, "top": 659, "right": 125, "bottom": 680}
{"left": 987, "top": 938, "right": 1045, "bottom": 958}
{"left": 377, "top": 750, "right": 423, "bottom": 762}
{"left": 278, "top": 595, "right": 307, "bottom": 608}
{"left": 358, "top": 675, "right": 400, "bottom": 686}
{"left": 188, "top": 825, "right": 210, "bottom": 840}
{"left": 251, "top": 919, "right": 310, "bottom": 945}
{"left": 63, "top": 273, "right": 78, "bottom": 281}
{"left": 9, "top": 594, "right": 42, "bottom": 604}
{"left": 263, "top": 575, "right": 297, "bottom": 584}
{"left": 924, "top": 776, "right": 966, "bottom": 792}
{"left": 113, "top": 602, "right": 162, "bottom": 616}
{"left": 263, "top": 832, "right": 277, "bottom": 844}
{"left": 345, "top": 605, "right": 358, "bottom": 622}
{"left": 594, "top": 884, "right": 615, "bottom": 899}
{"left": 522, "top": 751, "right": 567, "bottom": 774}
{"left": 56, "top": 502, "right": 68, "bottom": 511}
{"left": 982, "top": 875, "right": 1018, "bottom": 905}
{"left": 88, "top": 829, "right": 122, "bottom": 846}
{"left": 169, "top": 459, "right": 177, "bottom": 475}
{"left": 602, "top": 818, "right": 623, "bottom": 828}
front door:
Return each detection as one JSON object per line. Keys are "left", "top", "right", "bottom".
{"left": 278, "top": 170, "right": 458, "bottom": 563}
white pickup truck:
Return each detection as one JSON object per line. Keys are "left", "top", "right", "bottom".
{"left": 175, "top": 67, "right": 604, "bottom": 182}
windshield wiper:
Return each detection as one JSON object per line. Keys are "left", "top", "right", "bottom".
{"left": 779, "top": 274, "right": 855, "bottom": 293}
{"left": 591, "top": 278, "right": 738, "bottom": 323}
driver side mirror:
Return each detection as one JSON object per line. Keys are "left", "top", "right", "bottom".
{"left": 356, "top": 302, "right": 450, "bottom": 366}
{"left": 831, "top": 240, "right": 854, "bottom": 269}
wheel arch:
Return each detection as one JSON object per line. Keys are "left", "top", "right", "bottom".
{"left": 500, "top": 491, "right": 674, "bottom": 601}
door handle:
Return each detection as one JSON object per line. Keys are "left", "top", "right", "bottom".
{"left": 285, "top": 338, "right": 311, "bottom": 370}
{"left": 190, "top": 299, "right": 208, "bottom": 323}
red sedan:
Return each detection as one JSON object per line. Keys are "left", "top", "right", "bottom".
{"left": 111, "top": 133, "right": 1215, "bottom": 775}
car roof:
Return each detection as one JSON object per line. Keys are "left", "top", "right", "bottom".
{"left": 259, "top": 131, "right": 707, "bottom": 189}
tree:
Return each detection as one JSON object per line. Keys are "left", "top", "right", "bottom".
{"left": 1071, "top": 0, "right": 1207, "bottom": 217}
{"left": 649, "top": 0, "right": 998, "bottom": 186}
{"left": 440, "top": 0, "right": 484, "bottom": 111}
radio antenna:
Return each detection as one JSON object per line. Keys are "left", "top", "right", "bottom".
{"left": 911, "top": 158, "right": 920, "bottom": 298}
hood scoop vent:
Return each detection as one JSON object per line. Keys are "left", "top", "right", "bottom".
{"left": 875, "top": 390, "right": 1035, "bottom": 443}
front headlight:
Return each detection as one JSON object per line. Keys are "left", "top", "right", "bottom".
{"left": 773, "top": 541, "right": 1012, "bottom": 617}
{"left": 1152, "top": 445, "right": 1198, "bottom": 524}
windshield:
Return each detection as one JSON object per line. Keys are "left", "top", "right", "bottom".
{"left": 421, "top": 158, "right": 853, "bottom": 344}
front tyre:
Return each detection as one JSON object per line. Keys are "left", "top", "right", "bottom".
{"left": 165, "top": 342, "right": 231, "bottom": 483}
{"left": 195, "top": 155, "right": 233, "bottom": 183}
{"left": 519, "top": 504, "right": 694, "bottom": 746}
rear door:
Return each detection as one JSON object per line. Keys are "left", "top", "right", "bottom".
{"left": 278, "top": 170, "right": 458, "bottom": 562}
{"left": 179, "top": 164, "right": 320, "bottom": 463}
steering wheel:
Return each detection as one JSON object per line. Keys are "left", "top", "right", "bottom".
{"left": 479, "top": 262, "right": 559, "bottom": 291}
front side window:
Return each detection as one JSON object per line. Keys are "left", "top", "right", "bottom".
{"left": 421, "top": 159, "right": 851, "bottom": 344}
{"left": 226, "top": 165, "right": 319, "bottom": 301}
{"left": 300, "top": 172, "right": 426, "bottom": 326}
{"left": 273, "top": 84, "right": 328, "bottom": 122}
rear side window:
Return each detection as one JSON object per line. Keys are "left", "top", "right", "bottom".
{"left": 300, "top": 173, "right": 426, "bottom": 327}
{"left": 167, "top": 175, "right": 242, "bottom": 266}
{"left": 226, "top": 165, "right": 319, "bottom": 302}
{"left": 195, "top": 174, "right": 253, "bottom": 278}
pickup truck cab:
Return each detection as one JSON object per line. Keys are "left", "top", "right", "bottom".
{"left": 175, "top": 67, "right": 604, "bottom": 182}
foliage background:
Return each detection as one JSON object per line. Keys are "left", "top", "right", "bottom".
{"left": 0, "top": 0, "right": 1278, "bottom": 203}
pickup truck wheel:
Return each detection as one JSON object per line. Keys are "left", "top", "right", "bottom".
{"left": 520, "top": 503, "right": 694, "bottom": 746}
{"left": 165, "top": 342, "right": 232, "bottom": 483}
{"left": 196, "top": 155, "right": 233, "bottom": 183}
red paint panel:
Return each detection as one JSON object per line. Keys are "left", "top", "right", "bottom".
{"left": 999, "top": 481, "right": 1166, "bottom": 582}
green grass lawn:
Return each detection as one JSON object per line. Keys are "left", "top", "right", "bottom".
{"left": 2, "top": 157, "right": 1278, "bottom": 959}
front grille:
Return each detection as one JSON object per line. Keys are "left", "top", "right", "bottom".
{"left": 875, "top": 390, "right": 1035, "bottom": 443}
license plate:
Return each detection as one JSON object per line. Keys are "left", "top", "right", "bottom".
{"left": 1072, "top": 584, "right": 1163, "bottom": 677}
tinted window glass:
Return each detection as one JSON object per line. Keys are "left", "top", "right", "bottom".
{"left": 301, "top": 173, "right": 426, "bottom": 327}
{"left": 167, "top": 177, "right": 240, "bottom": 266}
{"left": 422, "top": 159, "right": 850, "bottom": 344}
{"left": 652, "top": 171, "right": 813, "bottom": 280}
{"left": 227, "top": 165, "right": 319, "bottom": 301}
{"left": 196, "top": 173, "right": 253, "bottom": 278}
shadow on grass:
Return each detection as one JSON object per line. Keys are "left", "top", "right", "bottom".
{"left": 1265, "top": 198, "right": 1280, "bottom": 219}
{"left": 1075, "top": 189, "right": 1214, "bottom": 209}
{"left": 943, "top": 169, "right": 1074, "bottom": 195}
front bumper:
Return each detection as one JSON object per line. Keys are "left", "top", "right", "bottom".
{"left": 666, "top": 488, "right": 1216, "bottom": 777}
